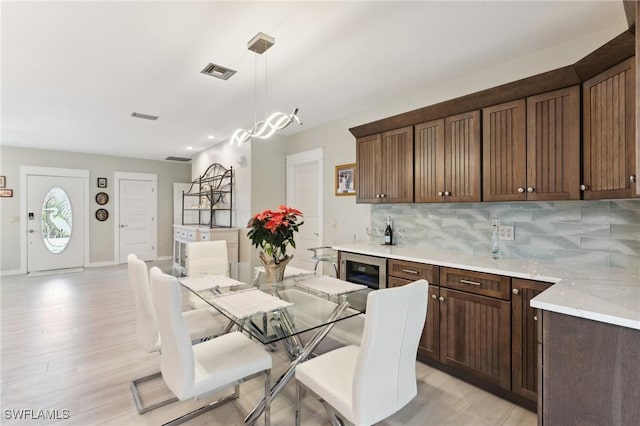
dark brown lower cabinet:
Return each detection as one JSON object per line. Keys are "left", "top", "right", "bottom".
{"left": 440, "top": 288, "right": 511, "bottom": 390}
{"left": 540, "top": 311, "right": 640, "bottom": 425}
{"left": 512, "top": 279, "right": 551, "bottom": 402}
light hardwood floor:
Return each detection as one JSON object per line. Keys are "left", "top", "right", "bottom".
{"left": 1, "top": 262, "right": 537, "bottom": 425}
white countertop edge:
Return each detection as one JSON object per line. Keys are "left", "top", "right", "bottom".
{"left": 530, "top": 299, "right": 640, "bottom": 330}
{"left": 333, "top": 243, "right": 640, "bottom": 331}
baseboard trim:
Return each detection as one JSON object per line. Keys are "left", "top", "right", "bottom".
{"left": 0, "top": 269, "right": 25, "bottom": 276}
{"left": 88, "top": 261, "right": 119, "bottom": 268}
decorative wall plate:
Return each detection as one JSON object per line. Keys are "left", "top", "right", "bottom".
{"left": 95, "top": 208, "right": 109, "bottom": 221}
{"left": 95, "top": 192, "right": 109, "bottom": 205}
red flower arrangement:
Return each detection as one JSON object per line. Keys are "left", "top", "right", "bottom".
{"left": 247, "top": 205, "right": 304, "bottom": 264}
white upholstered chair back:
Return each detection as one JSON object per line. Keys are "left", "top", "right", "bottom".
{"left": 185, "top": 240, "right": 229, "bottom": 277}
{"left": 352, "top": 279, "right": 428, "bottom": 425}
{"left": 127, "top": 253, "right": 160, "bottom": 353}
{"left": 149, "top": 267, "right": 196, "bottom": 400}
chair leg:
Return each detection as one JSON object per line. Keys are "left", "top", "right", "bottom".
{"left": 295, "top": 381, "right": 301, "bottom": 426}
{"left": 161, "top": 387, "right": 240, "bottom": 426}
{"left": 265, "top": 370, "right": 271, "bottom": 426}
{"left": 130, "top": 371, "right": 178, "bottom": 414}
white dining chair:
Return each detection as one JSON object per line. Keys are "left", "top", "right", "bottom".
{"left": 150, "top": 267, "right": 272, "bottom": 426}
{"left": 127, "top": 254, "right": 226, "bottom": 414}
{"left": 294, "top": 279, "right": 428, "bottom": 426}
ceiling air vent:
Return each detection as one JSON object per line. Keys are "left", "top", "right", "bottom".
{"left": 165, "top": 156, "right": 192, "bottom": 162}
{"left": 131, "top": 112, "right": 159, "bottom": 121}
{"left": 200, "top": 63, "right": 237, "bottom": 80}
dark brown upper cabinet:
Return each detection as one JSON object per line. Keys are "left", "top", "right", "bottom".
{"left": 582, "top": 57, "right": 637, "bottom": 199}
{"left": 483, "top": 86, "right": 580, "bottom": 202}
{"left": 415, "top": 110, "right": 481, "bottom": 203}
{"left": 356, "top": 126, "right": 413, "bottom": 204}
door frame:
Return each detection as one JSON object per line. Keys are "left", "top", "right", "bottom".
{"left": 286, "top": 148, "right": 323, "bottom": 264}
{"left": 113, "top": 172, "right": 158, "bottom": 263}
{"left": 20, "top": 166, "right": 90, "bottom": 274}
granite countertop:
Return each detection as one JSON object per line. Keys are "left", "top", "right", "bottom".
{"left": 332, "top": 243, "right": 640, "bottom": 330}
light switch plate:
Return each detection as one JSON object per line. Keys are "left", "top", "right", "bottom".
{"left": 499, "top": 225, "right": 514, "bottom": 241}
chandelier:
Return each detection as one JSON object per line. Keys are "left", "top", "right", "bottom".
{"left": 230, "top": 33, "right": 302, "bottom": 146}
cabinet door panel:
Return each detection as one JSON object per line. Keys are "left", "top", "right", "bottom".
{"left": 583, "top": 58, "right": 636, "bottom": 199}
{"left": 512, "top": 279, "right": 551, "bottom": 401}
{"left": 445, "top": 111, "right": 481, "bottom": 202}
{"left": 380, "top": 126, "right": 414, "bottom": 203}
{"left": 527, "top": 86, "right": 580, "bottom": 200}
{"left": 356, "top": 134, "right": 382, "bottom": 203}
{"left": 483, "top": 100, "right": 527, "bottom": 201}
{"left": 415, "top": 119, "right": 446, "bottom": 203}
{"left": 440, "top": 289, "right": 511, "bottom": 389}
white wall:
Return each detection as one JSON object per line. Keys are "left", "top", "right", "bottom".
{"left": 0, "top": 146, "right": 191, "bottom": 272}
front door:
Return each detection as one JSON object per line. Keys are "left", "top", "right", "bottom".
{"left": 286, "top": 149, "right": 323, "bottom": 271}
{"left": 27, "top": 175, "right": 85, "bottom": 273}
{"left": 117, "top": 175, "right": 157, "bottom": 263}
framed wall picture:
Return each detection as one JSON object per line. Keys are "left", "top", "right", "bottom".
{"left": 0, "top": 189, "right": 13, "bottom": 197}
{"left": 0, "top": 176, "right": 5, "bottom": 188}
{"left": 97, "top": 177, "right": 107, "bottom": 188}
{"left": 335, "top": 163, "right": 356, "bottom": 196}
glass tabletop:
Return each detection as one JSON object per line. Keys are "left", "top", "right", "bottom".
{"left": 178, "top": 261, "right": 369, "bottom": 345}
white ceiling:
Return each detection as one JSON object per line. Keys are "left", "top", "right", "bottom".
{"left": 0, "top": 1, "right": 627, "bottom": 161}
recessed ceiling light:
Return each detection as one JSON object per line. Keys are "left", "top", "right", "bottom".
{"left": 207, "top": 135, "right": 215, "bottom": 140}
{"left": 187, "top": 146, "right": 193, "bottom": 151}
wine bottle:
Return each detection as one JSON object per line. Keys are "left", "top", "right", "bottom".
{"left": 384, "top": 217, "right": 393, "bottom": 245}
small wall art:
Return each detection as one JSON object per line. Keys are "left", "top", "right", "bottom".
{"left": 97, "top": 177, "right": 107, "bottom": 188}
{"left": 335, "top": 163, "right": 356, "bottom": 196}
{"left": 0, "top": 189, "right": 14, "bottom": 198}
{"left": 0, "top": 176, "right": 5, "bottom": 188}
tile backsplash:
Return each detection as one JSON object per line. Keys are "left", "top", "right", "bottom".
{"left": 371, "top": 200, "right": 640, "bottom": 269}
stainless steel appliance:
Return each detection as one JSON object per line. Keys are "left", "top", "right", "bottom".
{"left": 339, "top": 251, "right": 387, "bottom": 290}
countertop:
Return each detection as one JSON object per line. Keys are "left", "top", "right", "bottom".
{"left": 333, "top": 243, "right": 640, "bottom": 330}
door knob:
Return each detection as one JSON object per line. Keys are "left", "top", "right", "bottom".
{"left": 517, "top": 187, "right": 525, "bottom": 193}
{"left": 527, "top": 187, "right": 535, "bottom": 193}
{"left": 28, "top": 229, "right": 36, "bottom": 233}
{"left": 375, "top": 194, "right": 381, "bottom": 198}
{"left": 444, "top": 191, "right": 451, "bottom": 196}
{"left": 437, "top": 191, "right": 444, "bottom": 196}
{"left": 580, "top": 184, "right": 589, "bottom": 191}
{"left": 631, "top": 175, "right": 636, "bottom": 183}
{"left": 431, "top": 294, "right": 437, "bottom": 299}
{"left": 438, "top": 296, "right": 445, "bottom": 302}
{"left": 512, "top": 288, "right": 519, "bottom": 295}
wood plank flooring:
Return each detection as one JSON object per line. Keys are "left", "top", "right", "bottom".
{"left": 1, "top": 262, "right": 537, "bottom": 425}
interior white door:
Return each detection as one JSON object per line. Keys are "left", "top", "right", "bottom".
{"left": 118, "top": 178, "right": 156, "bottom": 262}
{"left": 286, "top": 149, "right": 322, "bottom": 271}
{"left": 27, "top": 175, "right": 85, "bottom": 272}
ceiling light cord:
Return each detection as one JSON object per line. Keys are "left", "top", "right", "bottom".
{"left": 229, "top": 32, "right": 302, "bottom": 146}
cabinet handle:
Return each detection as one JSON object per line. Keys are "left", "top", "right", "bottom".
{"left": 580, "top": 184, "right": 589, "bottom": 191}
{"left": 631, "top": 175, "right": 637, "bottom": 183}
{"left": 402, "top": 269, "right": 418, "bottom": 274}
{"left": 527, "top": 187, "right": 535, "bottom": 193}
{"left": 517, "top": 187, "right": 525, "bottom": 193}
{"left": 375, "top": 194, "right": 381, "bottom": 198}
{"left": 431, "top": 294, "right": 437, "bottom": 299}
{"left": 438, "top": 191, "right": 444, "bottom": 196}
{"left": 512, "top": 288, "right": 519, "bottom": 295}
{"left": 533, "top": 315, "right": 538, "bottom": 321}
{"left": 444, "top": 191, "right": 451, "bottom": 196}
{"left": 380, "top": 193, "right": 386, "bottom": 198}
{"left": 438, "top": 296, "right": 445, "bottom": 302}
{"left": 460, "top": 279, "right": 481, "bottom": 286}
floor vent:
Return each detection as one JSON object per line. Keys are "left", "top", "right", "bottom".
{"left": 200, "top": 63, "right": 237, "bottom": 80}
{"left": 165, "top": 156, "right": 191, "bottom": 162}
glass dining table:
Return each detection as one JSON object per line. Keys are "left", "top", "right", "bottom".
{"left": 178, "top": 261, "right": 370, "bottom": 424}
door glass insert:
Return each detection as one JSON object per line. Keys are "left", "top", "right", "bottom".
{"left": 41, "top": 187, "right": 73, "bottom": 254}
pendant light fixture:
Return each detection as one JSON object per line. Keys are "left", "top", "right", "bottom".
{"left": 230, "top": 32, "right": 302, "bottom": 146}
